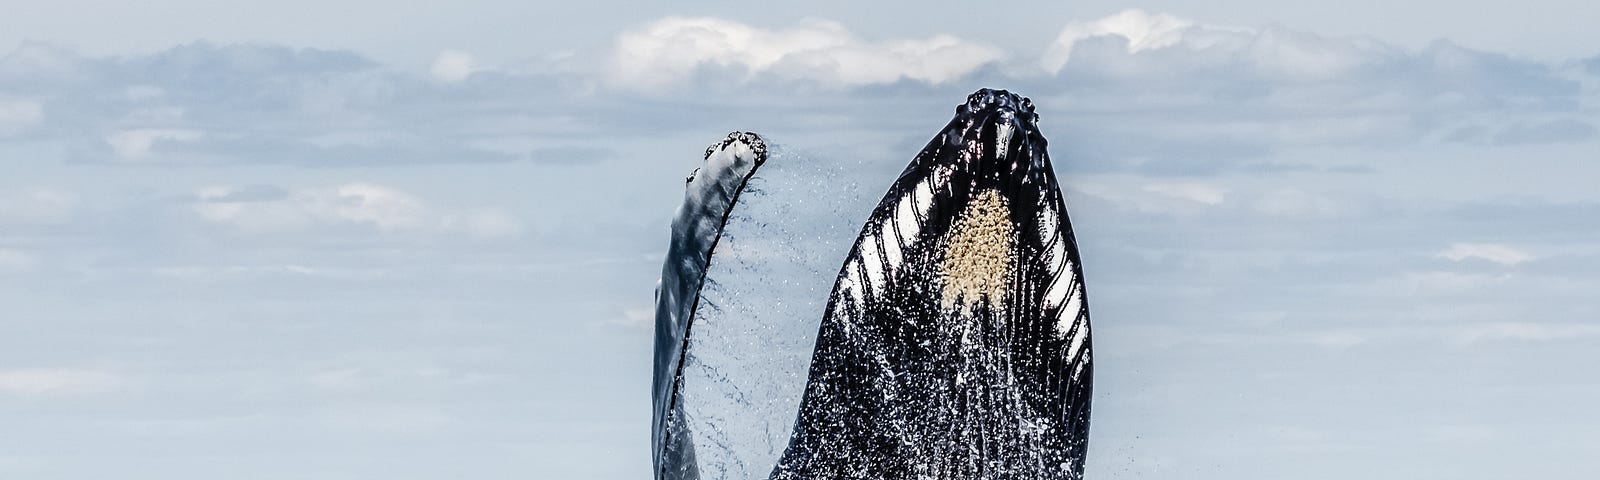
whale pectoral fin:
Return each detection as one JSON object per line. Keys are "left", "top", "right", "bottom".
{"left": 653, "top": 132, "right": 768, "bottom": 480}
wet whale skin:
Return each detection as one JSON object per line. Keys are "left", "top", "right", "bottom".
{"left": 770, "top": 89, "right": 1094, "bottom": 480}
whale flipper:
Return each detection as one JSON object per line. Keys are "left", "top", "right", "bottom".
{"left": 771, "top": 89, "right": 1094, "bottom": 480}
{"left": 654, "top": 133, "right": 874, "bottom": 480}
{"left": 654, "top": 132, "right": 769, "bottom": 480}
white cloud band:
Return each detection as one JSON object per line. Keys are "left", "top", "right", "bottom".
{"left": 609, "top": 17, "right": 1004, "bottom": 89}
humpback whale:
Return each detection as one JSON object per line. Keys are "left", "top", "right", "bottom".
{"left": 653, "top": 89, "right": 1092, "bottom": 480}
{"left": 768, "top": 89, "right": 1093, "bottom": 479}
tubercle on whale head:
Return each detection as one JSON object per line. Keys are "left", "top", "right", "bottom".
{"left": 954, "top": 88, "right": 1038, "bottom": 122}
{"left": 939, "top": 88, "right": 1050, "bottom": 193}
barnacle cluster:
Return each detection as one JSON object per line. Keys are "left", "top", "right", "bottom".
{"left": 940, "top": 188, "right": 1015, "bottom": 311}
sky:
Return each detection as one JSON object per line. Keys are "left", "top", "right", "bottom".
{"left": 1, "top": 2, "right": 1598, "bottom": 479}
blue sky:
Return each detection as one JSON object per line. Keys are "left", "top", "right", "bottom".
{"left": 2, "top": 3, "right": 1597, "bottom": 479}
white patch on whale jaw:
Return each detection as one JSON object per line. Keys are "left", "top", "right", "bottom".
{"left": 938, "top": 189, "right": 1016, "bottom": 313}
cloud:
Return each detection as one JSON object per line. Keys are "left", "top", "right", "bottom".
{"left": 1386, "top": 271, "right": 1507, "bottom": 294}
{"left": 1, "top": 16, "right": 1590, "bottom": 173}
{"left": 0, "top": 249, "right": 37, "bottom": 272}
{"left": 1044, "top": 10, "right": 1393, "bottom": 81}
{"left": 603, "top": 307, "right": 654, "bottom": 330}
{"left": 0, "top": 42, "right": 91, "bottom": 85}
{"left": 1143, "top": 182, "right": 1227, "bottom": 205}
{"left": 2, "top": 42, "right": 591, "bottom": 166}
{"left": 1076, "top": 181, "right": 1359, "bottom": 219}
{"left": 1040, "top": 9, "right": 1197, "bottom": 74}
{"left": 609, "top": 17, "right": 1004, "bottom": 89}
{"left": 0, "top": 368, "right": 122, "bottom": 397}
{"left": 105, "top": 128, "right": 204, "bottom": 161}
{"left": 1438, "top": 243, "right": 1535, "bottom": 266}
{"left": 192, "top": 183, "right": 525, "bottom": 238}
{"left": 1441, "top": 117, "right": 1600, "bottom": 145}
{"left": 307, "top": 365, "right": 503, "bottom": 391}
{"left": 1490, "top": 118, "right": 1598, "bottom": 145}
{"left": 322, "top": 403, "right": 458, "bottom": 434}
{"left": 1026, "top": 10, "right": 1590, "bottom": 172}
{"left": 1423, "top": 425, "right": 1495, "bottom": 443}
{"left": 1074, "top": 181, "right": 1229, "bottom": 217}
{"left": 0, "top": 97, "right": 42, "bottom": 136}
{"left": 1308, "top": 332, "right": 1366, "bottom": 349}
{"left": 194, "top": 184, "right": 289, "bottom": 203}
{"left": 430, "top": 50, "right": 477, "bottom": 82}
{"left": 79, "top": 132, "right": 524, "bottom": 166}
{"left": 1250, "top": 188, "right": 1346, "bottom": 217}
{"left": 1456, "top": 322, "right": 1600, "bottom": 345}
{"left": 0, "top": 187, "right": 76, "bottom": 225}
{"left": 118, "top": 41, "right": 379, "bottom": 93}
{"left": 1040, "top": 9, "right": 1575, "bottom": 98}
